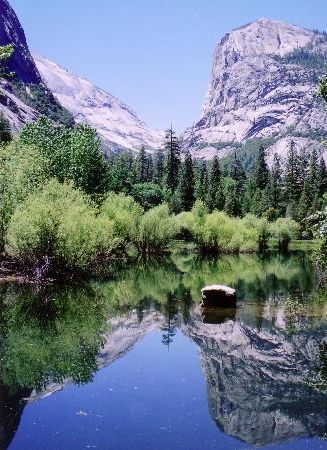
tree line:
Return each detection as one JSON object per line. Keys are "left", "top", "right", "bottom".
{"left": 105, "top": 129, "right": 327, "bottom": 234}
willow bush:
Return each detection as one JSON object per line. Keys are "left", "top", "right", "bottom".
{"left": 177, "top": 201, "right": 289, "bottom": 253}
{"left": 6, "top": 180, "right": 120, "bottom": 274}
{"left": 136, "top": 204, "right": 179, "bottom": 255}
{"left": 0, "top": 142, "right": 49, "bottom": 250}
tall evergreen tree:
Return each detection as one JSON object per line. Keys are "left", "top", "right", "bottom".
{"left": 208, "top": 156, "right": 224, "bottom": 211}
{"left": 224, "top": 178, "right": 242, "bottom": 217}
{"left": 298, "top": 150, "right": 309, "bottom": 189}
{"left": 230, "top": 152, "right": 246, "bottom": 193}
{"left": 253, "top": 145, "right": 269, "bottom": 190}
{"left": 267, "top": 154, "right": 283, "bottom": 214}
{"left": 284, "top": 141, "right": 302, "bottom": 205}
{"left": 137, "top": 147, "right": 148, "bottom": 183}
{"left": 195, "top": 161, "right": 209, "bottom": 203}
{"left": 147, "top": 153, "right": 154, "bottom": 182}
{"left": 177, "top": 151, "right": 195, "bottom": 211}
{"left": 164, "top": 127, "right": 180, "bottom": 191}
{"left": 0, "top": 113, "right": 12, "bottom": 143}
{"left": 319, "top": 157, "right": 327, "bottom": 197}
{"left": 153, "top": 149, "right": 165, "bottom": 185}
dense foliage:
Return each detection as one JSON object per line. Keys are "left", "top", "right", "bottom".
{"left": 2, "top": 61, "right": 327, "bottom": 278}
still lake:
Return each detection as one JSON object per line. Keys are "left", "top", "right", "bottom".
{"left": 1, "top": 251, "right": 327, "bottom": 449}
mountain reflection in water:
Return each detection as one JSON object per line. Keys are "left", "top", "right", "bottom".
{"left": 1, "top": 252, "right": 327, "bottom": 449}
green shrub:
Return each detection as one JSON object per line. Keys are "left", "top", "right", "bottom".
{"left": 136, "top": 204, "right": 179, "bottom": 255}
{"left": 19, "top": 118, "right": 109, "bottom": 194}
{"left": 100, "top": 193, "right": 143, "bottom": 245}
{"left": 6, "top": 180, "right": 120, "bottom": 274}
{"left": 0, "top": 143, "right": 49, "bottom": 249}
{"left": 269, "top": 218, "right": 300, "bottom": 252}
{"left": 131, "top": 182, "right": 165, "bottom": 209}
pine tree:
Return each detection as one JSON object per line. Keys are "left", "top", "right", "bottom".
{"left": 253, "top": 145, "right": 269, "bottom": 190}
{"left": 267, "top": 154, "right": 283, "bottom": 212}
{"left": 297, "top": 180, "right": 312, "bottom": 224}
{"left": 0, "top": 113, "right": 12, "bottom": 143}
{"left": 318, "top": 157, "right": 327, "bottom": 197}
{"left": 137, "top": 147, "right": 148, "bottom": 183}
{"left": 224, "top": 179, "right": 242, "bottom": 217}
{"left": 153, "top": 149, "right": 164, "bottom": 185}
{"left": 284, "top": 141, "right": 302, "bottom": 205}
{"left": 230, "top": 152, "right": 246, "bottom": 194}
{"left": 164, "top": 127, "right": 180, "bottom": 191}
{"left": 298, "top": 150, "right": 309, "bottom": 189}
{"left": 177, "top": 151, "right": 195, "bottom": 211}
{"left": 208, "top": 156, "right": 224, "bottom": 211}
{"left": 195, "top": 161, "right": 209, "bottom": 202}
{"left": 307, "top": 149, "right": 320, "bottom": 200}
{"left": 147, "top": 154, "right": 154, "bottom": 182}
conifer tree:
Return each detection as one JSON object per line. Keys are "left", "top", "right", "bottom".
{"left": 195, "top": 161, "right": 209, "bottom": 202}
{"left": 147, "top": 154, "right": 154, "bottom": 182}
{"left": 230, "top": 151, "right": 246, "bottom": 194}
{"left": 0, "top": 113, "right": 12, "bottom": 143}
{"left": 297, "top": 180, "right": 312, "bottom": 224}
{"left": 137, "top": 147, "right": 148, "bottom": 183}
{"left": 267, "top": 154, "right": 283, "bottom": 212}
{"left": 224, "top": 178, "right": 242, "bottom": 217}
{"left": 153, "top": 149, "right": 164, "bottom": 185}
{"left": 177, "top": 151, "right": 195, "bottom": 211}
{"left": 284, "top": 141, "right": 302, "bottom": 204}
{"left": 208, "top": 156, "right": 224, "bottom": 211}
{"left": 164, "top": 127, "right": 180, "bottom": 191}
{"left": 318, "top": 157, "right": 327, "bottom": 197}
{"left": 253, "top": 145, "right": 269, "bottom": 190}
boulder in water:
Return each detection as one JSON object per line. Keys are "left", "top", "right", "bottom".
{"left": 201, "top": 285, "right": 236, "bottom": 307}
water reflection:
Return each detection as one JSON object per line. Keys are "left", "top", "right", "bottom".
{"left": 0, "top": 251, "right": 327, "bottom": 448}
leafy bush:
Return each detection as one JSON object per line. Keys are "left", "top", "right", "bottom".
{"left": 131, "top": 182, "right": 165, "bottom": 209}
{"left": 136, "top": 204, "right": 179, "bottom": 255}
{"left": 6, "top": 180, "right": 120, "bottom": 274}
{"left": 100, "top": 193, "right": 143, "bottom": 246}
{"left": 0, "top": 143, "right": 49, "bottom": 249}
{"left": 178, "top": 204, "right": 292, "bottom": 254}
{"left": 19, "top": 118, "right": 109, "bottom": 194}
{"left": 269, "top": 218, "right": 300, "bottom": 252}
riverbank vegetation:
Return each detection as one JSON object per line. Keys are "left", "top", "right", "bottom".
{"left": 0, "top": 114, "right": 321, "bottom": 279}
{"left": 1, "top": 60, "right": 327, "bottom": 280}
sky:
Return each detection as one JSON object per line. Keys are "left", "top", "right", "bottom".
{"left": 10, "top": 0, "right": 327, "bottom": 132}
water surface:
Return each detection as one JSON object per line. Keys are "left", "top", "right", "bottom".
{"left": 1, "top": 252, "right": 327, "bottom": 449}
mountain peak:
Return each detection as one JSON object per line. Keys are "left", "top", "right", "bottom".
{"left": 0, "top": 0, "right": 42, "bottom": 84}
{"left": 223, "top": 18, "right": 314, "bottom": 59}
{"left": 183, "top": 19, "right": 327, "bottom": 162}
{"left": 35, "top": 55, "right": 164, "bottom": 152}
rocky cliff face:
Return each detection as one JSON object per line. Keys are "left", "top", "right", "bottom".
{"left": 183, "top": 19, "right": 327, "bottom": 162}
{"left": 28, "top": 300, "right": 327, "bottom": 446}
{"left": 183, "top": 304, "right": 327, "bottom": 446}
{"left": 0, "top": 0, "right": 41, "bottom": 84}
{"left": 34, "top": 56, "right": 164, "bottom": 152}
{"left": 0, "top": 1, "right": 163, "bottom": 150}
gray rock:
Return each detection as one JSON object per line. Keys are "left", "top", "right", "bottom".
{"left": 183, "top": 19, "right": 327, "bottom": 162}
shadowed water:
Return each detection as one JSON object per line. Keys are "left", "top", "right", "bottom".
{"left": 0, "top": 252, "right": 327, "bottom": 449}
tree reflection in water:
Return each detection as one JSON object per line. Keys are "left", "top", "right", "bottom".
{"left": 0, "top": 251, "right": 326, "bottom": 448}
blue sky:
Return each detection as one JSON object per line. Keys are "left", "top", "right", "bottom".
{"left": 10, "top": 0, "right": 327, "bottom": 131}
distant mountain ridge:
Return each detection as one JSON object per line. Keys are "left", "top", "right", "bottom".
{"left": 34, "top": 56, "right": 164, "bottom": 152}
{"left": 183, "top": 18, "right": 327, "bottom": 163}
{"left": 0, "top": 0, "right": 163, "bottom": 151}
{"left": 1, "top": 0, "right": 327, "bottom": 159}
